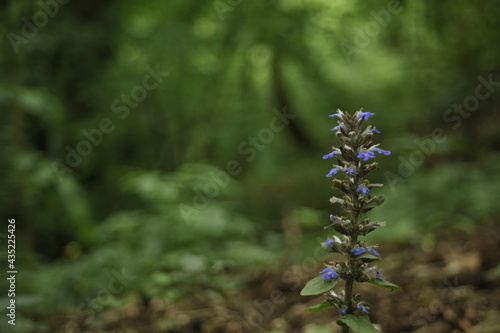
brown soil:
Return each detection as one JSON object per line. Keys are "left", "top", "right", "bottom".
{"left": 47, "top": 229, "right": 500, "bottom": 333}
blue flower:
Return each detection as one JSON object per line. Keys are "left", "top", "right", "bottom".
{"left": 357, "top": 111, "right": 375, "bottom": 121}
{"left": 337, "top": 308, "right": 346, "bottom": 315}
{"left": 330, "top": 214, "right": 340, "bottom": 222}
{"left": 326, "top": 167, "right": 341, "bottom": 177}
{"left": 367, "top": 248, "right": 381, "bottom": 257}
{"left": 329, "top": 111, "right": 343, "bottom": 118}
{"left": 350, "top": 247, "right": 366, "bottom": 256}
{"left": 357, "top": 303, "right": 370, "bottom": 314}
{"left": 344, "top": 167, "right": 358, "bottom": 175}
{"left": 356, "top": 184, "right": 370, "bottom": 195}
{"left": 323, "top": 150, "right": 339, "bottom": 159}
{"left": 320, "top": 267, "right": 338, "bottom": 280}
{"left": 331, "top": 123, "right": 345, "bottom": 131}
{"left": 375, "top": 270, "right": 385, "bottom": 280}
{"left": 357, "top": 150, "right": 376, "bottom": 161}
{"left": 325, "top": 236, "right": 346, "bottom": 246}
{"left": 374, "top": 147, "right": 391, "bottom": 155}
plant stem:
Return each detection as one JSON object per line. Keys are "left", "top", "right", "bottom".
{"left": 342, "top": 234, "right": 357, "bottom": 333}
{"left": 341, "top": 165, "right": 361, "bottom": 333}
{"left": 341, "top": 276, "right": 353, "bottom": 333}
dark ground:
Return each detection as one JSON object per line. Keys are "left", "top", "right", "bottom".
{"left": 45, "top": 228, "right": 500, "bottom": 333}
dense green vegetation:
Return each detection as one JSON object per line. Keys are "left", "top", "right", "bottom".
{"left": 1, "top": 1, "right": 500, "bottom": 332}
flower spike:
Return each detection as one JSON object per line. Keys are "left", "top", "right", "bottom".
{"left": 301, "top": 109, "right": 399, "bottom": 330}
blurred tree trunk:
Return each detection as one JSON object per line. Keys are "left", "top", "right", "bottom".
{"left": 272, "top": 51, "right": 312, "bottom": 149}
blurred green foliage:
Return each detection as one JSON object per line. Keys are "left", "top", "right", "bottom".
{"left": 1, "top": 165, "right": 282, "bottom": 331}
{"left": 370, "top": 154, "right": 500, "bottom": 245}
{"left": 1, "top": 0, "right": 500, "bottom": 330}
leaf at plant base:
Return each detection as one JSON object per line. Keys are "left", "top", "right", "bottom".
{"left": 366, "top": 278, "right": 401, "bottom": 291}
{"left": 336, "top": 314, "right": 380, "bottom": 333}
{"left": 300, "top": 276, "right": 339, "bottom": 296}
{"left": 357, "top": 253, "right": 380, "bottom": 262}
{"left": 305, "top": 301, "right": 336, "bottom": 312}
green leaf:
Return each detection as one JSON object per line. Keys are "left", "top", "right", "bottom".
{"left": 305, "top": 301, "right": 336, "bottom": 312}
{"left": 359, "top": 221, "right": 386, "bottom": 236}
{"left": 325, "top": 222, "right": 349, "bottom": 235}
{"left": 366, "top": 278, "right": 402, "bottom": 291}
{"left": 357, "top": 253, "right": 380, "bottom": 262}
{"left": 336, "top": 314, "right": 380, "bottom": 333}
{"left": 360, "top": 195, "right": 385, "bottom": 213}
{"left": 333, "top": 179, "right": 350, "bottom": 194}
{"left": 300, "top": 276, "right": 339, "bottom": 296}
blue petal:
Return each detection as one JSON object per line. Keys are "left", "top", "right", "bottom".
{"left": 357, "top": 151, "right": 375, "bottom": 161}
{"left": 331, "top": 123, "right": 344, "bottom": 131}
{"left": 323, "top": 151, "right": 337, "bottom": 159}
{"left": 368, "top": 248, "right": 381, "bottom": 257}
{"left": 344, "top": 167, "right": 358, "bottom": 175}
{"left": 358, "top": 111, "right": 375, "bottom": 120}
{"left": 326, "top": 167, "right": 339, "bottom": 177}
{"left": 356, "top": 185, "right": 370, "bottom": 195}
{"left": 375, "top": 148, "right": 391, "bottom": 155}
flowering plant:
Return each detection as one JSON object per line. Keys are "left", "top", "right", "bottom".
{"left": 300, "top": 110, "right": 401, "bottom": 333}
